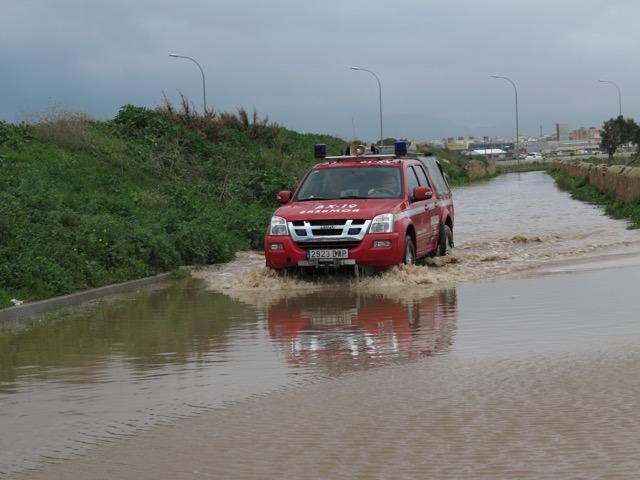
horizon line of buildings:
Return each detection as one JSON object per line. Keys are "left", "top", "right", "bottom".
{"left": 422, "top": 123, "right": 601, "bottom": 155}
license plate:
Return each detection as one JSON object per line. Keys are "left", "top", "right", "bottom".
{"left": 306, "top": 249, "right": 349, "bottom": 260}
{"left": 309, "top": 314, "right": 353, "bottom": 327}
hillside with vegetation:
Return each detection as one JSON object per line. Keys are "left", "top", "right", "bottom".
{"left": 0, "top": 105, "right": 347, "bottom": 308}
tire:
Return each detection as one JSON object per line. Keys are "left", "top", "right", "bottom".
{"left": 437, "top": 224, "right": 452, "bottom": 257}
{"left": 403, "top": 235, "right": 416, "bottom": 265}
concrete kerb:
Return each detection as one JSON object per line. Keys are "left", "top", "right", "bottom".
{"left": 0, "top": 272, "right": 175, "bottom": 326}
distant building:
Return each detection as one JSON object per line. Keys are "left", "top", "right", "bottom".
{"left": 556, "top": 123, "right": 569, "bottom": 142}
{"left": 569, "top": 127, "right": 600, "bottom": 142}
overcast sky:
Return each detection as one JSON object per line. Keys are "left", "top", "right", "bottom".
{"left": 2, "top": 0, "right": 639, "bottom": 140}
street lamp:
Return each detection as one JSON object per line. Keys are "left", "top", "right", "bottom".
{"left": 490, "top": 74, "right": 519, "bottom": 163}
{"left": 351, "top": 66, "right": 383, "bottom": 148}
{"left": 168, "top": 53, "right": 207, "bottom": 113}
{"left": 598, "top": 79, "right": 622, "bottom": 117}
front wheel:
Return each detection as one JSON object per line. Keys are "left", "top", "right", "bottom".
{"left": 403, "top": 235, "right": 416, "bottom": 265}
{"left": 437, "top": 224, "right": 453, "bottom": 257}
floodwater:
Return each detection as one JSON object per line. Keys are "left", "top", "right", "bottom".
{"left": 2, "top": 171, "right": 640, "bottom": 479}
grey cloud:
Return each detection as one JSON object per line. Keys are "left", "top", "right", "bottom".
{"left": 2, "top": 0, "right": 639, "bottom": 139}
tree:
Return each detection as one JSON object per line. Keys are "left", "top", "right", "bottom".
{"left": 627, "top": 119, "right": 640, "bottom": 165}
{"left": 600, "top": 116, "right": 633, "bottom": 164}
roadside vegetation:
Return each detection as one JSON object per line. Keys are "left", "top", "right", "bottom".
{"left": 549, "top": 170, "right": 640, "bottom": 228}
{"left": 495, "top": 161, "right": 549, "bottom": 175}
{"left": 0, "top": 103, "right": 346, "bottom": 308}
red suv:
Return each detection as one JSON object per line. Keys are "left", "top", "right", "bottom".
{"left": 264, "top": 143, "right": 454, "bottom": 271}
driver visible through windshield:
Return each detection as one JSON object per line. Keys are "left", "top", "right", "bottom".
{"left": 296, "top": 166, "right": 403, "bottom": 200}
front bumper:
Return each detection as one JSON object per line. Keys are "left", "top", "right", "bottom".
{"left": 264, "top": 233, "right": 404, "bottom": 269}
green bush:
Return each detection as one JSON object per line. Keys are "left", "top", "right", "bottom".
{"left": 0, "top": 121, "right": 32, "bottom": 147}
{"left": 0, "top": 288, "right": 11, "bottom": 308}
{"left": 173, "top": 222, "right": 237, "bottom": 265}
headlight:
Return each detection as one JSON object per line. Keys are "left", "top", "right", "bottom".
{"left": 269, "top": 216, "right": 289, "bottom": 236}
{"left": 369, "top": 213, "right": 394, "bottom": 234}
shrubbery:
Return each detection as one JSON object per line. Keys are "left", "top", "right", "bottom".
{"left": 0, "top": 121, "right": 32, "bottom": 147}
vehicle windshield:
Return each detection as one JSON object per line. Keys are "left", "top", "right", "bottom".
{"left": 296, "top": 166, "right": 403, "bottom": 201}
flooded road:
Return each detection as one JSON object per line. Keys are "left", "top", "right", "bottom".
{"left": 2, "top": 172, "right": 640, "bottom": 479}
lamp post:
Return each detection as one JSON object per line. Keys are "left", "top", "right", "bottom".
{"left": 351, "top": 66, "right": 383, "bottom": 148}
{"left": 598, "top": 79, "right": 622, "bottom": 117}
{"left": 490, "top": 74, "right": 519, "bottom": 163}
{"left": 168, "top": 53, "right": 207, "bottom": 113}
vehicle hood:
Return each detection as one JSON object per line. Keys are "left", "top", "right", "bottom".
{"left": 274, "top": 199, "right": 403, "bottom": 221}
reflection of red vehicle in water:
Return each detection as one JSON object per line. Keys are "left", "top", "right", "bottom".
{"left": 267, "top": 289, "right": 457, "bottom": 370}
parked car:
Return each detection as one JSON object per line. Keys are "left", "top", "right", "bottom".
{"left": 263, "top": 143, "right": 454, "bottom": 272}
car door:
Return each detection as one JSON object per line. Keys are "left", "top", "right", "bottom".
{"left": 411, "top": 164, "right": 439, "bottom": 253}
{"left": 404, "top": 166, "right": 426, "bottom": 254}
{"left": 422, "top": 158, "right": 454, "bottom": 227}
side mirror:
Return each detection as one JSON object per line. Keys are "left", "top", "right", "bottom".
{"left": 413, "top": 186, "right": 433, "bottom": 201}
{"left": 278, "top": 191, "right": 292, "bottom": 204}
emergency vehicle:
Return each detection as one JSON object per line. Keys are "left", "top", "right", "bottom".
{"left": 263, "top": 142, "right": 454, "bottom": 271}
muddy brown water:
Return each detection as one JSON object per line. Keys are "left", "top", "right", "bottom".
{"left": 2, "top": 171, "right": 640, "bottom": 479}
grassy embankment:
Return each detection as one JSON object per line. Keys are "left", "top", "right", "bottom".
{"left": 0, "top": 105, "right": 347, "bottom": 308}
{"left": 549, "top": 170, "right": 640, "bottom": 228}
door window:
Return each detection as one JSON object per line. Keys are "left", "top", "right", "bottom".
{"left": 413, "top": 165, "right": 431, "bottom": 187}
{"left": 407, "top": 167, "right": 420, "bottom": 200}
{"left": 422, "top": 159, "right": 450, "bottom": 195}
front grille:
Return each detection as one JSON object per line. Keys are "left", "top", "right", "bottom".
{"left": 288, "top": 219, "right": 372, "bottom": 243}
{"left": 295, "top": 241, "right": 361, "bottom": 250}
